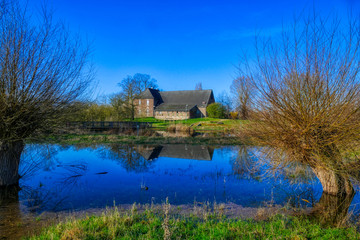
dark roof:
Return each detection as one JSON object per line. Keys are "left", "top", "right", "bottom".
{"left": 137, "top": 88, "right": 162, "bottom": 100}
{"left": 135, "top": 89, "right": 214, "bottom": 111}
{"left": 159, "top": 90, "right": 213, "bottom": 108}
{"left": 155, "top": 104, "right": 197, "bottom": 112}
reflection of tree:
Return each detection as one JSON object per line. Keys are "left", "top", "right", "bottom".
{"left": 311, "top": 191, "right": 355, "bottom": 226}
{"left": 19, "top": 144, "right": 59, "bottom": 177}
{"left": 266, "top": 150, "right": 359, "bottom": 226}
{"left": 103, "top": 144, "right": 156, "bottom": 173}
{"left": 19, "top": 185, "right": 68, "bottom": 212}
{"left": 0, "top": 185, "right": 23, "bottom": 239}
{"left": 0, "top": 185, "right": 20, "bottom": 206}
{"left": 0, "top": 184, "right": 69, "bottom": 238}
{"left": 232, "top": 146, "right": 357, "bottom": 226}
{"left": 18, "top": 145, "right": 79, "bottom": 212}
{"left": 1, "top": 144, "right": 86, "bottom": 215}
{"left": 56, "top": 162, "right": 88, "bottom": 192}
{"left": 230, "top": 145, "right": 260, "bottom": 179}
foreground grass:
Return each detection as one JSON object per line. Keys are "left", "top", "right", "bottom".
{"left": 28, "top": 206, "right": 359, "bottom": 240}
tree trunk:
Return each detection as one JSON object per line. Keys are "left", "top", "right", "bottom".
{"left": 0, "top": 141, "right": 24, "bottom": 187}
{"left": 310, "top": 166, "right": 355, "bottom": 226}
{"left": 311, "top": 166, "right": 354, "bottom": 195}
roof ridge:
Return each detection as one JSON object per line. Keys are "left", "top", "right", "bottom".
{"left": 161, "top": 89, "right": 212, "bottom": 92}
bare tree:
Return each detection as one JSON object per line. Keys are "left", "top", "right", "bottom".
{"left": 243, "top": 12, "right": 360, "bottom": 196}
{"left": 230, "top": 76, "right": 253, "bottom": 119}
{"left": 195, "top": 82, "right": 203, "bottom": 90}
{"left": 116, "top": 76, "right": 138, "bottom": 120}
{"left": 217, "top": 90, "right": 232, "bottom": 115}
{"left": 133, "top": 73, "right": 158, "bottom": 93}
{"left": 112, "top": 73, "right": 157, "bottom": 120}
{"left": 110, "top": 94, "right": 125, "bottom": 121}
{"left": 0, "top": 0, "right": 93, "bottom": 186}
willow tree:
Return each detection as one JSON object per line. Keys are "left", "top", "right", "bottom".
{"left": 243, "top": 13, "right": 360, "bottom": 196}
{"left": 0, "top": 0, "right": 92, "bottom": 187}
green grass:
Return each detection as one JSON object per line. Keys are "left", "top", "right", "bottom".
{"left": 27, "top": 206, "right": 359, "bottom": 240}
{"left": 33, "top": 117, "right": 252, "bottom": 145}
{"left": 128, "top": 117, "right": 247, "bottom": 132}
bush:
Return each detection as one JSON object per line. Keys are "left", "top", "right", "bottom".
{"left": 206, "top": 103, "right": 227, "bottom": 119}
{"left": 229, "top": 112, "right": 239, "bottom": 119}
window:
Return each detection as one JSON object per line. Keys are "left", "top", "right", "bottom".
{"left": 147, "top": 100, "right": 149, "bottom": 106}
{"left": 139, "top": 109, "right": 141, "bottom": 114}
{"left": 146, "top": 108, "right": 149, "bottom": 113}
{"left": 139, "top": 99, "right": 141, "bottom": 105}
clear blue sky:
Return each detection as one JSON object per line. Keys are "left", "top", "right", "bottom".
{"left": 29, "top": 0, "right": 359, "bottom": 98}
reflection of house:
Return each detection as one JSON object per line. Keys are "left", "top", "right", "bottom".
{"left": 135, "top": 88, "right": 215, "bottom": 120}
{"left": 133, "top": 145, "right": 163, "bottom": 160}
{"left": 135, "top": 144, "right": 214, "bottom": 161}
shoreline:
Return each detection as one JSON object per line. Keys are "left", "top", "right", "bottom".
{"left": 29, "top": 133, "right": 252, "bottom": 146}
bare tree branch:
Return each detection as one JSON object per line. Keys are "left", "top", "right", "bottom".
{"left": 0, "top": 0, "right": 93, "bottom": 186}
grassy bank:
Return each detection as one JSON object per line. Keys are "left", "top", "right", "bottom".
{"left": 35, "top": 134, "right": 249, "bottom": 145}
{"left": 32, "top": 117, "right": 251, "bottom": 145}
{"left": 125, "top": 117, "right": 248, "bottom": 132}
{"left": 27, "top": 205, "right": 359, "bottom": 240}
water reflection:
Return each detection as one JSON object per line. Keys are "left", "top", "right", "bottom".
{"left": 0, "top": 186, "right": 22, "bottom": 239}
{"left": 230, "top": 146, "right": 360, "bottom": 226}
{"left": 230, "top": 145, "right": 259, "bottom": 179}
{"left": 312, "top": 191, "right": 355, "bottom": 226}
{"left": 103, "top": 145, "right": 156, "bottom": 173}
{"left": 134, "top": 144, "right": 214, "bottom": 161}
{"left": 0, "top": 144, "right": 359, "bottom": 238}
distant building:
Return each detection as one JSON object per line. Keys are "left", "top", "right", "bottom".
{"left": 135, "top": 88, "right": 215, "bottom": 120}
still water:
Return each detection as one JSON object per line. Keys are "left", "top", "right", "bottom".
{"left": 18, "top": 144, "right": 326, "bottom": 211}
{"left": 1, "top": 144, "right": 360, "bottom": 238}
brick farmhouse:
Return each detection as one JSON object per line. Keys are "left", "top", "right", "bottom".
{"left": 134, "top": 88, "right": 215, "bottom": 120}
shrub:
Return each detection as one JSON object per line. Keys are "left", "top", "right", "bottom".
{"left": 206, "top": 103, "right": 227, "bottom": 119}
{"left": 229, "top": 112, "right": 239, "bottom": 119}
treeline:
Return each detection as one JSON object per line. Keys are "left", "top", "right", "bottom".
{"left": 66, "top": 72, "right": 254, "bottom": 122}
{"left": 67, "top": 102, "right": 117, "bottom": 122}
{"left": 67, "top": 73, "right": 158, "bottom": 122}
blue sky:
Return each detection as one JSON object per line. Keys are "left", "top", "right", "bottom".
{"left": 29, "top": 0, "right": 360, "bottom": 98}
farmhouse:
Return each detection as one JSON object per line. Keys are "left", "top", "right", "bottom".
{"left": 135, "top": 88, "right": 215, "bottom": 120}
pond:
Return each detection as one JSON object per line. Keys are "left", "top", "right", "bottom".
{"left": 1, "top": 144, "right": 360, "bottom": 238}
